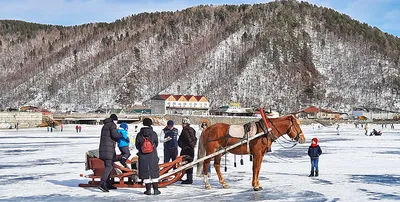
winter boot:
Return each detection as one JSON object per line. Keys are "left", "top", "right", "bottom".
{"left": 181, "top": 173, "right": 193, "bottom": 184}
{"left": 308, "top": 171, "right": 314, "bottom": 177}
{"left": 315, "top": 170, "right": 319, "bottom": 177}
{"left": 106, "top": 182, "right": 117, "bottom": 190}
{"left": 144, "top": 183, "right": 152, "bottom": 195}
{"left": 120, "top": 157, "right": 128, "bottom": 168}
{"left": 153, "top": 182, "right": 161, "bottom": 195}
{"left": 97, "top": 181, "right": 109, "bottom": 192}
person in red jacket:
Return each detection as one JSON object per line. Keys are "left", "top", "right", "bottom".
{"left": 308, "top": 137, "right": 322, "bottom": 177}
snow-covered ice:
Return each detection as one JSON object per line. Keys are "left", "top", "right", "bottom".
{"left": 0, "top": 123, "right": 399, "bottom": 201}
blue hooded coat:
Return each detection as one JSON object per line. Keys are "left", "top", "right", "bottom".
{"left": 117, "top": 128, "right": 129, "bottom": 148}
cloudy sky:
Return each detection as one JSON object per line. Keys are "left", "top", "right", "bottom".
{"left": 0, "top": 0, "right": 399, "bottom": 37}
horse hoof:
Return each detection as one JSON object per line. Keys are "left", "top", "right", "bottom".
{"left": 222, "top": 184, "right": 229, "bottom": 189}
{"left": 253, "top": 186, "right": 263, "bottom": 191}
{"left": 205, "top": 184, "right": 211, "bottom": 189}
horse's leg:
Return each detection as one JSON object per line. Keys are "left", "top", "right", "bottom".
{"left": 214, "top": 154, "right": 229, "bottom": 188}
{"left": 252, "top": 153, "right": 263, "bottom": 191}
{"left": 203, "top": 158, "right": 212, "bottom": 189}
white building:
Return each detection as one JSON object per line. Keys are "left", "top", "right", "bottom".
{"left": 150, "top": 94, "right": 209, "bottom": 115}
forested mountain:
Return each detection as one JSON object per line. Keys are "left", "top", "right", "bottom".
{"left": 1, "top": 0, "right": 399, "bottom": 113}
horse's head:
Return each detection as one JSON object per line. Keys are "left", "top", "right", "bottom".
{"left": 286, "top": 115, "right": 306, "bottom": 144}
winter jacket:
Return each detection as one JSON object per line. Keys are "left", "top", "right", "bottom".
{"left": 99, "top": 118, "right": 122, "bottom": 160}
{"left": 178, "top": 125, "right": 197, "bottom": 150}
{"left": 135, "top": 126, "right": 160, "bottom": 179}
{"left": 308, "top": 145, "right": 322, "bottom": 160}
{"left": 163, "top": 127, "right": 179, "bottom": 149}
{"left": 117, "top": 128, "right": 129, "bottom": 148}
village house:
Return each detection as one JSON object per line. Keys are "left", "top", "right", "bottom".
{"left": 295, "top": 106, "right": 346, "bottom": 120}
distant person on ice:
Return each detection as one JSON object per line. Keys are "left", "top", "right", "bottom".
{"left": 162, "top": 120, "right": 179, "bottom": 163}
{"left": 364, "top": 123, "right": 369, "bottom": 136}
{"left": 308, "top": 137, "right": 322, "bottom": 177}
{"left": 117, "top": 122, "right": 130, "bottom": 168}
{"left": 336, "top": 123, "right": 340, "bottom": 135}
{"left": 97, "top": 114, "right": 122, "bottom": 192}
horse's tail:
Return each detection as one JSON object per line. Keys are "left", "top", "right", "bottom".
{"left": 196, "top": 129, "right": 206, "bottom": 177}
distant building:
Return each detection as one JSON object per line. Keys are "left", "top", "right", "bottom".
{"left": 295, "top": 106, "right": 346, "bottom": 120}
{"left": 212, "top": 103, "right": 254, "bottom": 116}
{"left": 352, "top": 107, "right": 397, "bottom": 120}
{"left": 150, "top": 94, "right": 209, "bottom": 115}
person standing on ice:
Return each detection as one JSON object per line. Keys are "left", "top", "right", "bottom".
{"left": 97, "top": 114, "right": 122, "bottom": 192}
{"left": 162, "top": 120, "right": 179, "bottom": 163}
{"left": 308, "top": 137, "right": 322, "bottom": 177}
{"left": 135, "top": 118, "right": 161, "bottom": 195}
{"left": 178, "top": 117, "right": 197, "bottom": 184}
{"left": 336, "top": 123, "right": 340, "bottom": 135}
{"left": 364, "top": 123, "right": 369, "bottom": 136}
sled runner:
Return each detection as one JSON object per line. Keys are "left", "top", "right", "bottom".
{"left": 78, "top": 155, "right": 187, "bottom": 188}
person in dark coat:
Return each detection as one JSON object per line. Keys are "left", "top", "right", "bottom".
{"left": 135, "top": 118, "right": 161, "bottom": 195}
{"left": 308, "top": 137, "right": 322, "bottom": 177}
{"left": 178, "top": 117, "right": 197, "bottom": 184}
{"left": 97, "top": 114, "right": 122, "bottom": 192}
{"left": 162, "top": 120, "right": 179, "bottom": 163}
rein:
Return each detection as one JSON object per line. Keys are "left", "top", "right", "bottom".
{"left": 266, "top": 117, "right": 301, "bottom": 148}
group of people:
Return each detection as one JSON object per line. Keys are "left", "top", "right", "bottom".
{"left": 97, "top": 114, "right": 197, "bottom": 195}
{"left": 97, "top": 113, "right": 324, "bottom": 194}
{"left": 75, "top": 125, "right": 82, "bottom": 133}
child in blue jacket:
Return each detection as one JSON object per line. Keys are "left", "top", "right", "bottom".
{"left": 118, "top": 122, "right": 130, "bottom": 168}
{"left": 308, "top": 137, "right": 322, "bottom": 177}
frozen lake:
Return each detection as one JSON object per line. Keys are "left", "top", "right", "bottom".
{"left": 0, "top": 122, "right": 399, "bottom": 201}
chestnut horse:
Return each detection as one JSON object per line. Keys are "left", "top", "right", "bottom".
{"left": 196, "top": 114, "right": 306, "bottom": 191}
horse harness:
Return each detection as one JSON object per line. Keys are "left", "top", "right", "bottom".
{"left": 206, "top": 120, "right": 273, "bottom": 153}
{"left": 265, "top": 116, "right": 302, "bottom": 148}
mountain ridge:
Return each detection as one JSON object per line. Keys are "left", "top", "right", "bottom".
{"left": 0, "top": 0, "right": 399, "bottom": 114}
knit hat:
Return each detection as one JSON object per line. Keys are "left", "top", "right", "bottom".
{"left": 311, "top": 137, "right": 318, "bottom": 147}
{"left": 120, "top": 122, "right": 128, "bottom": 130}
{"left": 143, "top": 118, "right": 153, "bottom": 126}
{"left": 167, "top": 120, "right": 174, "bottom": 126}
{"left": 182, "top": 117, "right": 190, "bottom": 125}
{"left": 110, "top": 114, "right": 118, "bottom": 121}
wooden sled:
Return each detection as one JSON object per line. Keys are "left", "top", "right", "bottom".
{"left": 78, "top": 155, "right": 187, "bottom": 188}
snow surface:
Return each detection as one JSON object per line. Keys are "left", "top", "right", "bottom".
{"left": 0, "top": 123, "right": 399, "bottom": 201}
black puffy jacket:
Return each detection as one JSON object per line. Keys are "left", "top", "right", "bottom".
{"left": 178, "top": 125, "right": 197, "bottom": 150}
{"left": 99, "top": 118, "right": 122, "bottom": 160}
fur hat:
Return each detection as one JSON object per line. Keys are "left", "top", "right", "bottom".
{"left": 120, "top": 122, "right": 128, "bottom": 130}
{"left": 143, "top": 118, "right": 153, "bottom": 126}
{"left": 182, "top": 117, "right": 190, "bottom": 125}
{"left": 110, "top": 114, "right": 118, "bottom": 121}
{"left": 167, "top": 120, "right": 174, "bottom": 126}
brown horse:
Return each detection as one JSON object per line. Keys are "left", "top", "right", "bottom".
{"left": 196, "top": 114, "right": 306, "bottom": 191}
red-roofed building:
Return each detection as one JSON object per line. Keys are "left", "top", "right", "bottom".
{"left": 150, "top": 94, "right": 209, "bottom": 115}
{"left": 296, "top": 106, "right": 344, "bottom": 119}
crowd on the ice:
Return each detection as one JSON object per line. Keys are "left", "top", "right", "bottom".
{"left": 97, "top": 114, "right": 197, "bottom": 194}
{"left": 94, "top": 114, "right": 328, "bottom": 195}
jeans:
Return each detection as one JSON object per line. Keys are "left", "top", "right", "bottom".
{"left": 311, "top": 158, "right": 319, "bottom": 171}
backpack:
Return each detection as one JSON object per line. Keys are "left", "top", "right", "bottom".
{"left": 141, "top": 137, "right": 153, "bottom": 154}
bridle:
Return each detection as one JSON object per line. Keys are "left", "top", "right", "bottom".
{"left": 265, "top": 116, "right": 303, "bottom": 148}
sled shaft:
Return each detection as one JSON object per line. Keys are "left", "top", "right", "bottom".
{"left": 159, "top": 131, "right": 267, "bottom": 180}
